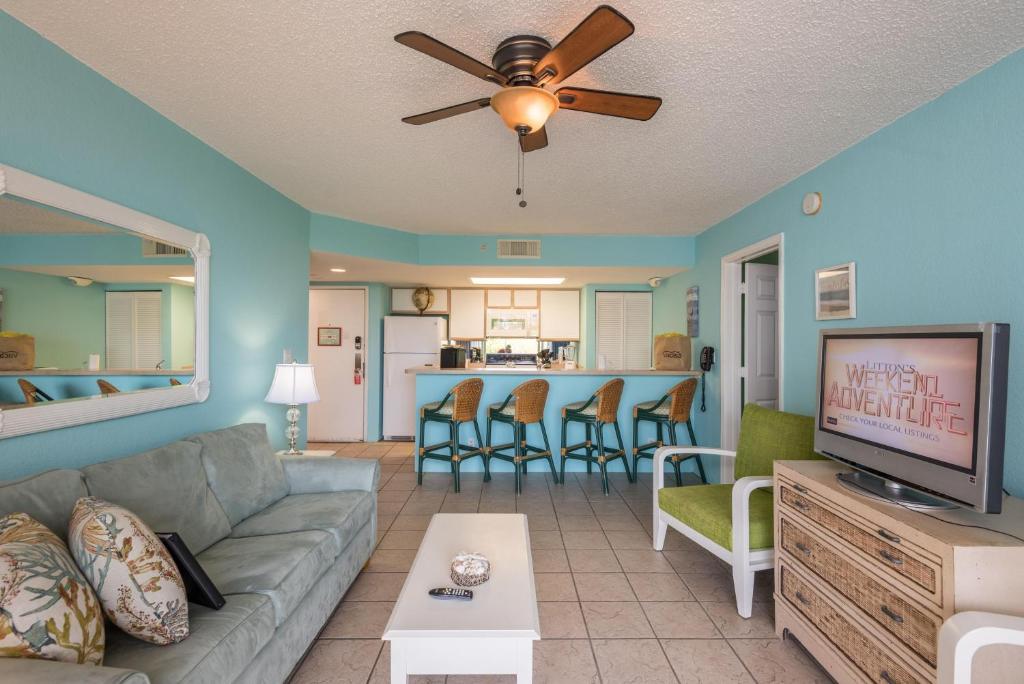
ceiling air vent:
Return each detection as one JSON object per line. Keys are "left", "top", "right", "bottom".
{"left": 497, "top": 239, "right": 541, "bottom": 259}
{"left": 142, "top": 238, "right": 189, "bottom": 257}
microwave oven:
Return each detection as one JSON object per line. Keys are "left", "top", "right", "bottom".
{"left": 485, "top": 308, "right": 539, "bottom": 338}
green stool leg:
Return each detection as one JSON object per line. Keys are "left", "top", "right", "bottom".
{"left": 417, "top": 413, "right": 426, "bottom": 485}
{"left": 559, "top": 416, "right": 568, "bottom": 484}
{"left": 595, "top": 422, "right": 609, "bottom": 495}
{"left": 484, "top": 416, "right": 493, "bottom": 482}
{"left": 514, "top": 422, "right": 523, "bottom": 495}
{"left": 451, "top": 422, "right": 461, "bottom": 493}
{"left": 632, "top": 414, "right": 640, "bottom": 478}
{"left": 540, "top": 420, "right": 558, "bottom": 483}
{"left": 585, "top": 423, "right": 593, "bottom": 473}
{"left": 668, "top": 421, "right": 682, "bottom": 487}
{"left": 614, "top": 421, "right": 632, "bottom": 483}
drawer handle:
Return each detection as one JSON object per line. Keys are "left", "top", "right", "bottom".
{"left": 879, "top": 550, "right": 904, "bottom": 566}
{"left": 880, "top": 671, "right": 895, "bottom": 684}
{"left": 880, "top": 605, "right": 904, "bottom": 624}
{"left": 793, "top": 484, "right": 809, "bottom": 494}
{"left": 794, "top": 591, "right": 812, "bottom": 606}
{"left": 877, "top": 528, "right": 902, "bottom": 544}
{"left": 794, "top": 542, "right": 812, "bottom": 556}
{"left": 792, "top": 499, "right": 811, "bottom": 512}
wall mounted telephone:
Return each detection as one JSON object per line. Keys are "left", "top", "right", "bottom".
{"left": 698, "top": 346, "right": 714, "bottom": 412}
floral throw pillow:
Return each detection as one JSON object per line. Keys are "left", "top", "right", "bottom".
{"left": 0, "top": 513, "right": 105, "bottom": 664}
{"left": 68, "top": 497, "right": 189, "bottom": 645}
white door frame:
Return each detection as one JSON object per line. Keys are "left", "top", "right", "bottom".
{"left": 309, "top": 286, "right": 369, "bottom": 442}
{"left": 719, "top": 234, "right": 784, "bottom": 478}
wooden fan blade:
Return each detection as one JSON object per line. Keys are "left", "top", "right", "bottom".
{"left": 532, "top": 6, "right": 634, "bottom": 85}
{"left": 520, "top": 127, "right": 548, "bottom": 153}
{"left": 395, "top": 32, "right": 508, "bottom": 86}
{"left": 555, "top": 87, "right": 661, "bottom": 120}
{"left": 402, "top": 98, "right": 492, "bottom": 125}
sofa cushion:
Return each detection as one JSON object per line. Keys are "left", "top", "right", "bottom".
{"left": 187, "top": 424, "right": 288, "bottom": 526}
{"left": 230, "top": 491, "right": 374, "bottom": 555}
{"left": 0, "top": 469, "right": 88, "bottom": 542}
{"left": 69, "top": 497, "right": 190, "bottom": 645}
{"left": 82, "top": 441, "right": 231, "bottom": 553}
{"left": 0, "top": 513, "right": 105, "bottom": 665}
{"left": 103, "top": 594, "right": 274, "bottom": 684}
{"left": 658, "top": 484, "right": 774, "bottom": 551}
{"left": 196, "top": 530, "right": 335, "bottom": 626}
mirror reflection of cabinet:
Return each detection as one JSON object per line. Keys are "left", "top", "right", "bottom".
{"left": 0, "top": 164, "right": 209, "bottom": 439}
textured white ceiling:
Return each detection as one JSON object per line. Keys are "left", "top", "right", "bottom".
{"left": 8, "top": 264, "right": 193, "bottom": 284}
{"left": 310, "top": 252, "right": 682, "bottom": 287}
{"left": 0, "top": 197, "right": 115, "bottom": 234}
{"left": 3, "top": 1, "right": 1022, "bottom": 235}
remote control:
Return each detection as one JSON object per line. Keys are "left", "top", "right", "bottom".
{"left": 428, "top": 587, "right": 473, "bottom": 601}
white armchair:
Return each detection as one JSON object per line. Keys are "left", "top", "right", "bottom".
{"left": 652, "top": 445, "right": 774, "bottom": 617}
{"left": 938, "top": 611, "right": 1024, "bottom": 683}
{"left": 650, "top": 404, "right": 821, "bottom": 618}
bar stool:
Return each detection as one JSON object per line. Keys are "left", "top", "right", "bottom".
{"left": 484, "top": 379, "right": 556, "bottom": 494}
{"left": 97, "top": 379, "right": 120, "bottom": 394}
{"left": 17, "top": 379, "right": 54, "bottom": 405}
{"left": 417, "top": 378, "right": 485, "bottom": 493}
{"left": 560, "top": 378, "right": 633, "bottom": 495}
{"left": 632, "top": 378, "right": 706, "bottom": 486}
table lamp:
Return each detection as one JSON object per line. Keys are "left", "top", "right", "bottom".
{"left": 265, "top": 362, "right": 320, "bottom": 455}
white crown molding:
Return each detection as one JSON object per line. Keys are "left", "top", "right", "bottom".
{"left": 0, "top": 164, "right": 211, "bottom": 440}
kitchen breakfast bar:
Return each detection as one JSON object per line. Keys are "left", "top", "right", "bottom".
{"left": 408, "top": 366, "right": 703, "bottom": 476}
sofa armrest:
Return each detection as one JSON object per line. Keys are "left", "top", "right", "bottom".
{"left": 730, "top": 476, "right": 774, "bottom": 555}
{"left": 0, "top": 658, "right": 149, "bottom": 684}
{"left": 281, "top": 456, "right": 380, "bottom": 494}
{"left": 939, "top": 611, "right": 1024, "bottom": 684}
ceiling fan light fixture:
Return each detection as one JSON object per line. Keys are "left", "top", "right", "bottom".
{"left": 490, "top": 86, "right": 558, "bottom": 133}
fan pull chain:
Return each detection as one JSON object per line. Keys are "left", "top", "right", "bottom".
{"left": 515, "top": 131, "right": 527, "bottom": 208}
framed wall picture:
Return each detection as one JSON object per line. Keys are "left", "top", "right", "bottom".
{"left": 317, "top": 326, "right": 342, "bottom": 346}
{"left": 686, "top": 286, "right": 700, "bottom": 337}
{"left": 815, "top": 262, "right": 857, "bottom": 320}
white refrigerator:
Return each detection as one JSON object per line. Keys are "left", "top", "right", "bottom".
{"left": 383, "top": 316, "right": 447, "bottom": 439}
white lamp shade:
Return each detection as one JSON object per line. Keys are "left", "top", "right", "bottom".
{"left": 265, "top": 363, "right": 320, "bottom": 405}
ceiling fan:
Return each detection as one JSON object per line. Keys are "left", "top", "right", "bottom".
{"left": 395, "top": 5, "right": 662, "bottom": 153}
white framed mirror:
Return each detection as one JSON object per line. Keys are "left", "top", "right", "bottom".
{"left": 0, "top": 164, "right": 209, "bottom": 439}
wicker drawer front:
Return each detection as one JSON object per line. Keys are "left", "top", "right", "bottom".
{"left": 780, "top": 484, "right": 938, "bottom": 596}
{"left": 780, "top": 563, "right": 926, "bottom": 684}
{"left": 780, "top": 518, "right": 939, "bottom": 666}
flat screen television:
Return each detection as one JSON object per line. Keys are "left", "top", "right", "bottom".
{"left": 814, "top": 323, "right": 1010, "bottom": 513}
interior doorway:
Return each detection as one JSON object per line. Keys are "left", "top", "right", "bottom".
{"left": 308, "top": 287, "right": 367, "bottom": 442}
{"left": 719, "top": 234, "right": 784, "bottom": 477}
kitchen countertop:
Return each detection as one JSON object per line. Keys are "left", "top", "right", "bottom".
{"left": 406, "top": 366, "right": 701, "bottom": 376}
{"left": 0, "top": 369, "right": 194, "bottom": 376}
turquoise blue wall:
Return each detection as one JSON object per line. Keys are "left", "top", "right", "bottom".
{"left": 0, "top": 267, "right": 105, "bottom": 368}
{"left": 653, "top": 48, "right": 1024, "bottom": 494}
{"left": 0, "top": 233, "right": 191, "bottom": 267}
{"left": 311, "top": 213, "right": 696, "bottom": 268}
{"left": 0, "top": 13, "right": 310, "bottom": 480}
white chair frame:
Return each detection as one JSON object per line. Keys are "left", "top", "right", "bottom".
{"left": 652, "top": 445, "right": 774, "bottom": 618}
{"left": 938, "top": 611, "right": 1024, "bottom": 683}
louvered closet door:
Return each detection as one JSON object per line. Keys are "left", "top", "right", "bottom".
{"left": 105, "top": 291, "right": 163, "bottom": 369}
{"left": 622, "top": 292, "right": 653, "bottom": 369}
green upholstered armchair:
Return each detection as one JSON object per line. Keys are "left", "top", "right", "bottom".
{"left": 653, "top": 404, "right": 822, "bottom": 618}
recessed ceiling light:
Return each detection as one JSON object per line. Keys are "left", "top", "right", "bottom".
{"left": 330, "top": 268, "right": 347, "bottom": 273}
{"left": 169, "top": 276, "right": 195, "bottom": 283}
{"left": 470, "top": 277, "right": 565, "bottom": 285}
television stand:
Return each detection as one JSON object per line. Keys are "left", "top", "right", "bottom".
{"left": 835, "top": 470, "right": 957, "bottom": 510}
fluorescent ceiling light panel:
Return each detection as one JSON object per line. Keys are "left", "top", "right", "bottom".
{"left": 330, "top": 268, "right": 347, "bottom": 273}
{"left": 169, "top": 276, "right": 195, "bottom": 283}
{"left": 470, "top": 277, "right": 565, "bottom": 285}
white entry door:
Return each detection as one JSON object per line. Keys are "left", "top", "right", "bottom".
{"left": 308, "top": 288, "right": 366, "bottom": 441}
{"left": 743, "top": 264, "right": 779, "bottom": 409}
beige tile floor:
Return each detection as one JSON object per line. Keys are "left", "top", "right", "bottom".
{"left": 290, "top": 442, "right": 831, "bottom": 684}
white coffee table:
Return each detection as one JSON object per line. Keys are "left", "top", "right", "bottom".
{"left": 382, "top": 513, "right": 540, "bottom": 683}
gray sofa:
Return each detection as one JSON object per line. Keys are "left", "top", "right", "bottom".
{"left": 0, "top": 423, "right": 378, "bottom": 684}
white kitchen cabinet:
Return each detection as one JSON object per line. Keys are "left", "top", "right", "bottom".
{"left": 539, "top": 290, "right": 581, "bottom": 340}
{"left": 512, "top": 289, "right": 539, "bottom": 308}
{"left": 449, "top": 289, "right": 486, "bottom": 339}
{"left": 391, "top": 287, "right": 449, "bottom": 314}
{"left": 485, "top": 289, "right": 513, "bottom": 307}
